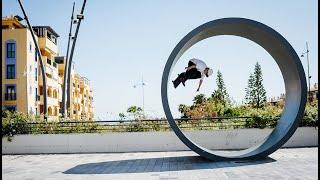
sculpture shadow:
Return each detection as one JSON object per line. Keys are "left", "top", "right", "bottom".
{"left": 64, "top": 155, "right": 276, "bottom": 174}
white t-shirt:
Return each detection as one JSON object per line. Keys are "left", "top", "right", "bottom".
{"left": 190, "top": 58, "right": 207, "bottom": 79}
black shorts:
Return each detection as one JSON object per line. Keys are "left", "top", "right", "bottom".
{"left": 178, "top": 61, "right": 201, "bottom": 80}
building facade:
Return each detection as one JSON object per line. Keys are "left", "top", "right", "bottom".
{"left": 2, "top": 16, "right": 94, "bottom": 120}
{"left": 2, "top": 16, "right": 38, "bottom": 114}
{"left": 268, "top": 83, "right": 318, "bottom": 106}
{"left": 70, "top": 65, "right": 94, "bottom": 120}
{"left": 309, "top": 83, "right": 318, "bottom": 101}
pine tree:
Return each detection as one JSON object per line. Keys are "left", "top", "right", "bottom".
{"left": 211, "top": 70, "right": 230, "bottom": 106}
{"left": 245, "top": 62, "right": 267, "bottom": 108}
{"left": 245, "top": 73, "right": 255, "bottom": 104}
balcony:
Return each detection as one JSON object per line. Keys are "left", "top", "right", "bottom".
{"left": 40, "top": 95, "right": 58, "bottom": 106}
{"left": 38, "top": 74, "right": 59, "bottom": 87}
{"left": 5, "top": 93, "right": 16, "bottom": 101}
{"left": 38, "top": 37, "right": 58, "bottom": 54}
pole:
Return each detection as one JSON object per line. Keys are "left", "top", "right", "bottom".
{"left": 306, "top": 42, "right": 310, "bottom": 94}
{"left": 66, "top": 0, "right": 87, "bottom": 116}
{"left": 62, "top": 2, "right": 75, "bottom": 117}
{"left": 142, "top": 76, "right": 145, "bottom": 118}
{"left": 17, "top": 0, "right": 48, "bottom": 119}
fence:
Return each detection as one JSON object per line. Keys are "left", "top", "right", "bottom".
{"left": 25, "top": 116, "right": 282, "bottom": 134}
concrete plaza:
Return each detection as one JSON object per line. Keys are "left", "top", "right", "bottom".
{"left": 2, "top": 147, "right": 318, "bottom": 180}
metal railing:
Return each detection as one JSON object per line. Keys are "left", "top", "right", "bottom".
{"left": 24, "top": 117, "right": 286, "bottom": 134}
{"left": 5, "top": 93, "right": 16, "bottom": 101}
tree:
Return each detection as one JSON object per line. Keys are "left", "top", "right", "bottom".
{"left": 211, "top": 70, "right": 230, "bottom": 106}
{"left": 245, "top": 73, "right": 255, "bottom": 104}
{"left": 126, "top": 106, "right": 143, "bottom": 120}
{"left": 178, "top": 104, "right": 189, "bottom": 118}
{"left": 245, "top": 62, "right": 267, "bottom": 108}
{"left": 118, "top": 113, "right": 126, "bottom": 122}
{"left": 193, "top": 94, "right": 206, "bottom": 105}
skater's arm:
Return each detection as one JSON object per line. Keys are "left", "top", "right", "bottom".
{"left": 197, "top": 79, "right": 203, "bottom": 91}
{"left": 185, "top": 65, "right": 196, "bottom": 71}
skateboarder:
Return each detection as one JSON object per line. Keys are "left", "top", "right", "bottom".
{"left": 173, "top": 58, "right": 213, "bottom": 91}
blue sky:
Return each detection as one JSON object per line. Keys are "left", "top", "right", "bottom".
{"left": 3, "top": 0, "right": 318, "bottom": 119}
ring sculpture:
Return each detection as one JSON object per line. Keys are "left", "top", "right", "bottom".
{"left": 161, "top": 18, "right": 307, "bottom": 161}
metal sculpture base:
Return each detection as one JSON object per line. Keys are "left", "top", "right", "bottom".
{"left": 161, "top": 18, "right": 307, "bottom": 161}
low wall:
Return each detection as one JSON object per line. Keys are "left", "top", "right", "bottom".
{"left": 2, "top": 127, "right": 318, "bottom": 154}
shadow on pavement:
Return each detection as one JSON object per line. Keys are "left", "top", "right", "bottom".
{"left": 64, "top": 155, "right": 276, "bottom": 174}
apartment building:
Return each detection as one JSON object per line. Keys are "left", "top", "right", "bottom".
{"left": 70, "top": 65, "right": 94, "bottom": 120}
{"left": 2, "top": 15, "right": 94, "bottom": 120}
{"left": 2, "top": 16, "right": 38, "bottom": 114}
{"left": 32, "top": 25, "right": 61, "bottom": 119}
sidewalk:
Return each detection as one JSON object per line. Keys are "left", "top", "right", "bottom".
{"left": 2, "top": 147, "right": 318, "bottom": 180}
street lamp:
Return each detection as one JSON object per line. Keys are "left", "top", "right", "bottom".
{"left": 133, "top": 77, "right": 146, "bottom": 118}
{"left": 300, "top": 42, "right": 311, "bottom": 97}
{"left": 62, "top": 2, "right": 76, "bottom": 117}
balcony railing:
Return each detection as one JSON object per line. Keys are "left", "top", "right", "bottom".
{"left": 5, "top": 93, "right": 16, "bottom": 101}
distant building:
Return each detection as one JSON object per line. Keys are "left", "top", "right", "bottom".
{"left": 309, "top": 83, "right": 318, "bottom": 101}
{"left": 268, "top": 83, "right": 318, "bottom": 106}
{"left": 2, "top": 15, "right": 94, "bottom": 120}
{"left": 268, "top": 93, "right": 285, "bottom": 106}
{"left": 70, "top": 63, "right": 94, "bottom": 120}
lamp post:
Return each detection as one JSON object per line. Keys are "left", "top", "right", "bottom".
{"left": 300, "top": 42, "right": 311, "bottom": 97}
{"left": 17, "top": 0, "right": 48, "bottom": 119}
{"left": 133, "top": 77, "right": 146, "bottom": 118}
{"left": 66, "top": 0, "right": 87, "bottom": 116}
{"left": 62, "top": 2, "right": 75, "bottom": 118}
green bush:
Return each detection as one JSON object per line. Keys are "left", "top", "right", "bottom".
{"left": 1, "top": 99, "right": 318, "bottom": 139}
{"left": 2, "top": 111, "right": 32, "bottom": 141}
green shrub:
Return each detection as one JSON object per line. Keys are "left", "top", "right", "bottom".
{"left": 2, "top": 111, "right": 31, "bottom": 141}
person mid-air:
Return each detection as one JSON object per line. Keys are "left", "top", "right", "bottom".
{"left": 173, "top": 58, "right": 213, "bottom": 91}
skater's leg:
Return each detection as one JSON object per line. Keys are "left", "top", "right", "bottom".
{"left": 173, "top": 72, "right": 186, "bottom": 88}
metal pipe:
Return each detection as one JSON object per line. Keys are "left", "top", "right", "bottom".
{"left": 66, "top": 0, "right": 87, "bottom": 116}
{"left": 306, "top": 42, "right": 311, "bottom": 94}
{"left": 142, "top": 76, "right": 145, "bottom": 118}
{"left": 62, "top": 2, "right": 75, "bottom": 117}
{"left": 17, "top": 0, "right": 48, "bottom": 119}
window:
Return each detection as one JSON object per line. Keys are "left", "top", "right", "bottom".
{"left": 47, "top": 58, "right": 52, "bottom": 65}
{"left": 35, "top": 87, "right": 38, "bottom": 101}
{"left": 35, "top": 49, "right": 38, "bottom": 62}
{"left": 35, "top": 68, "right": 38, "bottom": 81}
{"left": 6, "top": 43, "right": 15, "bottom": 58}
{"left": 29, "top": 42, "right": 32, "bottom": 53}
{"left": 5, "top": 106, "right": 16, "bottom": 112}
{"left": 5, "top": 85, "right": 16, "bottom": 100}
{"left": 6, "top": 64, "right": 15, "bottom": 79}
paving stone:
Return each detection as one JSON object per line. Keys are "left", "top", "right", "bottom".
{"left": 2, "top": 147, "right": 318, "bottom": 180}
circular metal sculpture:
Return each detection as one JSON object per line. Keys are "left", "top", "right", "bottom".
{"left": 161, "top": 18, "right": 307, "bottom": 161}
